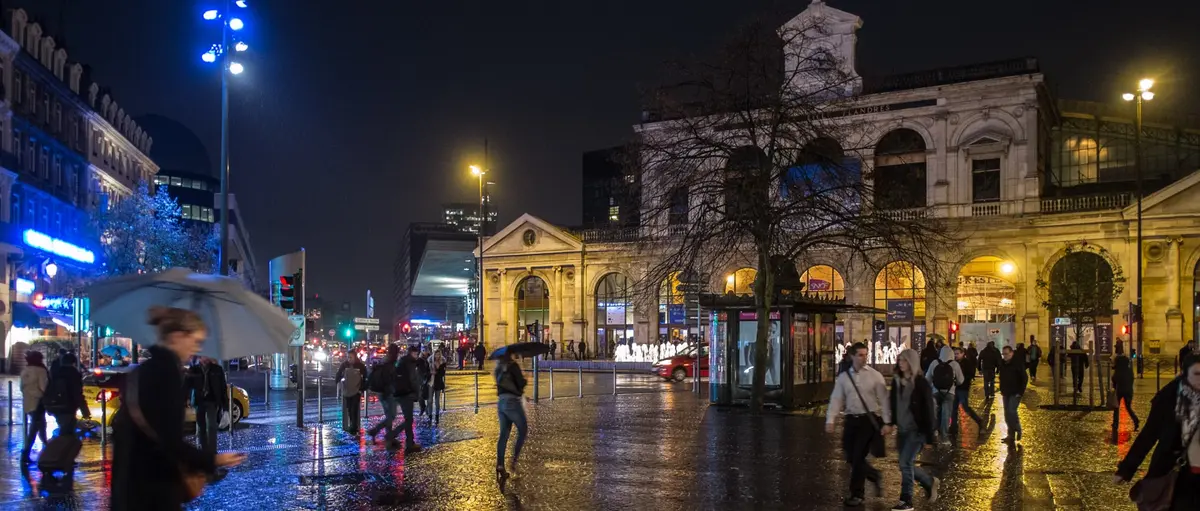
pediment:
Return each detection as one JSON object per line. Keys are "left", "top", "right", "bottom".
{"left": 1125, "top": 169, "right": 1200, "bottom": 218}
{"left": 481, "top": 213, "right": 582, "bottom": 257}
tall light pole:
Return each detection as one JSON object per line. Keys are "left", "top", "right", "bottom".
{"left": 202, "top": 1, "right": 250, "bottom": 275}
{"left": 1122, "top": 78, "right": 1155, "bottom": 357}
{"left": 471, "top": 164, "right": 487, "bottom": 349}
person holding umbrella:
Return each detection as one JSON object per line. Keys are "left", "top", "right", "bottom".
{"left": 490, "top": 342, "right": 548, "bottom": 489}
{"left": 110, "top": 307, "right": 245, "bottom": 509}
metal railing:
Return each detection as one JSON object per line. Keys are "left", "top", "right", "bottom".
{"left": 971, "top": 203, "right": 1002, "bottom": 217}
{"left": 1039, "top": 192, "right": 1132, "bottom": 214}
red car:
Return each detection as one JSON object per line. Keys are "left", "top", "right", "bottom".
{"left": 653, "top": 345, "right": 709, "bottom": 381}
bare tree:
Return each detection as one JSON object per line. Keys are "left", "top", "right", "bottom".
{"left": 630, "top": 11, "right": 960, "bottom": 410}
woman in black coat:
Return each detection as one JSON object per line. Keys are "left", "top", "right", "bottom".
{"left": 1115, "top": 355, "right": 1200, "bottom": 510}
{"left": 1111, "top": 344, "right": 1139, "bottom": 432}
{"left": 110, "top": 307, "right": 245, "bottom": 510}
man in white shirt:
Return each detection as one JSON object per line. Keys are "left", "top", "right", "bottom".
{"left": 827, "top": 342, "right": 892, "bottom": 507}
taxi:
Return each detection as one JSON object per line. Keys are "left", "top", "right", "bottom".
{"left": 81, "top": 366, "right": 251, "bottom": 431}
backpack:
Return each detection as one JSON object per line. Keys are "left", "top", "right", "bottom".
{"left": 366, "top": 362, "right": 388, "bottom": 393}
{"left": 931, "top": 360, "right": 955, "bottom": 393}
{"left": 340, "top": 366, "right": 363, "bottom": 396}
{"left": 41, "top": 372, "right": 72, "bottom": 413}
{"left": 394, "top": 359, "right": 414, "bottom": 396}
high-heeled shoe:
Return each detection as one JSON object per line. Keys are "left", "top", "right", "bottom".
{"left": 496, "top": 466, "right": 509, "bottom": 491}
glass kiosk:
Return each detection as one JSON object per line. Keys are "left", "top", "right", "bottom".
{"left": 705, "top": 293, "right": 882, "bottom": 408}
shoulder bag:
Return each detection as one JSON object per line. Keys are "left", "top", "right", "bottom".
{"left": 1129, "top": 428, "right": 1195, "bottom": 511}
{"left": 846, "top": 370, "right": 887, "bottom": 458}
{"left": 125, "top": 368, "right": 208, "bottom": 503}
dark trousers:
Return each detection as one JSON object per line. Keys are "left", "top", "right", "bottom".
{"left": 1072, "top": 367, "right": 1085, "bottom": 392}
{"left": 842, "top": 415, "right": 881, "bottom": 499}
{"left": 951, "top": 386, "right": 984, "bottom": 430}
{"left": 419, "top": 384, "right": 430, "bottom": 415}
{"left": 477, "top": 358, "right": 484, "bottom": 370}
{"left": 1028, "top": 361, "right": 1039, "bottom": 379}
{"left": 23, "top": 407, "right": 47, "bottom": 461}
{"left": 982, "top": 370, "right": 996, "bottom": 397}
{"left": 1173, "top": 470, "right": 1200, "bottom": 510}
{"left": 343, "top": 394, "right": 361, "bottom": 432}
{"left": 368, "top": 394, "right": 397, "bottom": 439}
{"left": 52, "top": 411, "right": 78, "bottom": 439}
{"left": 392, "top": 397, "right": 417, "bottom": 448}
{"left": 1111, "top": 390, "right": 1139, "bottom": 431}
{"left": 194, "top": 403, "right": 220, "bottom": 456}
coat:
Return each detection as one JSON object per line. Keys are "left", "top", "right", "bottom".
{"left": 20, "top": 365, "right": 48, "bottom": 414}
{"left": 979, "top": 346, "right": 1002, "bottom": 374}
{"left": 999, "top": 357, "right": 1028, "bottom": 396}
{"left": 888, "top": 374, "right": 937, "bottom": 443}
{"left": 1117, "top": 380, "right": 1190, "bottom": 480}
{"left": 111, "top": 345, "right": 215, "bottom": 510}
{"left": 1112, "top": 355, "right": 1135, "bottom": 395}
{"left": 187, "top": 362, "right": 228, "bottom": 408}
{"left": 44, "top": 365, "right": 86, "bottom": 416}
{"left": 396, "top": 356, "right": 422, "bottom": 400}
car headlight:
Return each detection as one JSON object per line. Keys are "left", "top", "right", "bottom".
{"left": 652, "top": 360, "right": 667, "bottom": 367}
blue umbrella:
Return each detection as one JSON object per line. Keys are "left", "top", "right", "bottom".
{"left": 489, "top": 342, "right": 551, "bottom": 360}
{"left": 84, "top": 268, "right": 297, "bottom": 360}
{"left": 99, "top": 344, "right": 130, "bottom": 358}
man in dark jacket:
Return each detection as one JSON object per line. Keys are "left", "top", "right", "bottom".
{"left": 951, "top": 347, "right": 985, "bottom": 434}
{"left": 920, "top": 342, "right": 938, "bottom": 373}
{"left": 1069, "top": 341, "right": 1089, "bottom": 394}
{"left": 966, "top": 342, "right": 978, "bottom": 363}
{"left": 978, "top": 341, "right": 1001, "bottom": 400}
{"left": 1027, "top": 336, "right": 1042, "bottom": 383}
{"left": 474, "top": 342, "right": 487, "bottom": 370}
{"left": 1111, "top": 343, "right": 1139, "bottom": 433}
{"left": 188, "top": 357, "right": 228, "bottom": 456}
{"left": 999, "top": 346, "right": 1027, "bottom": 443}
{"left": 44, "top": 353, "right": 89, "bottom": 438}
{"left": 417, "top": 351, "right": 432, "bottom": 417}
{"left": 366, "top": 346, "right": 400, "bottom": 442}
{"left": 391, "top": 346, "right": 424, "bottom": 452}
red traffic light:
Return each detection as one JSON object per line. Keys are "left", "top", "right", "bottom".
{"left": 401, "top": 322, "right": 411, "bottom": 333}
{"left": 1121, "top": 324, "right": 1130, "bottom": 335}
{"left": 949, "top": 322, "right": 959, "bottom": 333}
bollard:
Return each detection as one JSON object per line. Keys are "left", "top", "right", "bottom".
{"left": 7, "top": 380, "right": 12, "bottom": 426}
{"left": 317, "top": 365, "right": 324, "bottom": 424}
{"left": 1156, "top": 360, "right": 1161, "bottom": 390}
{"left": 265, "top": 362, "right": 270, "bottom": 405}
{"left": 612, "top": 365, "right": 617, "bottom": 396}
{"left": 101, "top": 391, "right": 108, "bottom": 446}
{"left": 549, "top": 367, "right": 555, "bottom": 400}
{"left": 578, "top": 367, "right": 583, "bottom": 398}
{"left": 474, "top": 372, "right": 480, "bottom": 413}
{"left": 228, "top": 383, "right": 235, "bottom": 449}
{"left": 533, "top": 358, "right": 540, "bottom": 403}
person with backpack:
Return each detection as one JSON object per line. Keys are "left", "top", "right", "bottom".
{"left": 474, "top": 342, "right": 487, "bottom": 370}
{"left": 20, "top": 351, "right": 50, "bottom": 466}
{"left": 393, "top": 346, "right": 424, "bottom": 452}
{"left": 44, "top": 352, "right": 89, "bottom": 439}
{"left": 366, "top": 345, "right": 400, "bottom": 443}
{"left": 1027, "top": 337, "right": 1043, "bottom": 383}
{"left": 494, "top": 351, "right": 528, "bottom": 489}
{"left": 336, "top": 355, "right": 367, "bottom": 434}
{"left": 950, "top": 347, "right": 985, "bottom": 436}
{"left": 187, "top": 357, "right": 228, "bottom": 457}
{"left": 924, "top": 346, "right": 963, "bottom": 445}
{"left": 1069, "top": 340, "right": 1089, "bottom": 394}
{"left": 978, "top": 341, "right": 1001, "bottom": 400}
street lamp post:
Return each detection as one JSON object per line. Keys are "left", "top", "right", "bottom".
{"left": 471, "top": 164, "right": 487, "bottom": 351}
{"left": 1122, "top": 78, "right": 1155, "bottom": 360}
{"left": 202, "top": 1, "right": 251, "bottom": 276}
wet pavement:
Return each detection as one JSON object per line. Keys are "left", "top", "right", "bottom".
{"left": 0, "top": 373, "right": 1161, "bottom": 510}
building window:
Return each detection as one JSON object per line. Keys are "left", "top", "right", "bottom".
{"left": 874, "top": 129, "right": 928, "bottom": 210}
{"left": 608, "top": 205, "right": 619, "bottom": 222}
{"left": 181, "top": 204, "right": 194, "bottom": 220}
{"left": 171, "top": 176, "right": 182, "bottom": 187}
{"left": 53, "top": 154, "right": 63, "bottom": 186}
{"left": 10, "top": 193, "right": 19, "bottom": 225}
{"left": 668, "top": 186, "right": 688, "bottom": 225}
{"left": 202, "top": 207, "right": 214, "bottom": 222}
{"left": 12, "top": 130, "right": 21, "bottom": 165}
{"left": 40, "top": 147, "right": 49, "bottom": 179}
{"left": 39, "top": 206, "right": 49, "bottom": 232}
{"left": 154, "top": 175, "right": 169, "bottom": 186}
{"left": 12, "top": 72, "right": 21, "bottom": 104}
{"left": 971, "top": 158, "right": 1001, "bottom": 203}
{"left": 191, "top": 180, "right": 204, "bottom": 190}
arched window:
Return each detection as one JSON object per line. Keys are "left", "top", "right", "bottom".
{"left": 957, "top": 256, "right": 1017, "bottom": 347}
{"left": 725, "top": 146, "right": 769, "bottom": 220}
{"left": 724, "top": 267, "right": 758, "bottom": 295}
{"left": 874, "top": 129, "right": 927, "bottom": 210}
{"left": 595, "top": 273, "right": 633, "bottom": 360}
{"left": 873, "top": 261, "right": 926, "bottom": 357}
{"left": 515, "top": 276, "right": 550, "bottom": 343}
{"left": 799, "top": 265, "right": 845, "bottom": 299}
{"left": 1046, "top": 251, "right": 1116, "bottom": 350}
{"left": 784, "top": 137, "right": 850, "bottom": 199}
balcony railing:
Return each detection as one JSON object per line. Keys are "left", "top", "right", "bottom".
{"left": 571, "top": 227, "right": 641, "bottom": 243}
{"left": 1039, "top": 193, "right": 1132, "bottom": 214}
{"left": 878, "top": 208, "right": 929, "bottom": 221}
{"left": 971, "top": 203, "right": 1002, "bottom": 217}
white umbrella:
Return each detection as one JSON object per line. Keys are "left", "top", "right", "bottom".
{"left": 85, "top": 268, "right": 297, "bottom": 360}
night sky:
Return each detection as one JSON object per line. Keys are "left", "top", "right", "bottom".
{"left": 12, "top": 0, "right": 1200, "bottom": 322}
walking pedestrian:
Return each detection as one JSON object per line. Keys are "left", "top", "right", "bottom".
{"left": 567, "top": 340, "right": 576, "bottom": 360}
{"left": 366, "top": 345, "right": 400, "bottom": 442}
{"left": 826, "top": 342, "right": 890, "bottom": 508}
{"left": 578, "top": 340, "right": 588, "bottom": 361}
{"left": 950, "top": 347, "right": 986, "bottom": 435}
{"left": 474, "top": 342, "right": 487, "bottom": 371}
{"left": 1113, "top": 354, "right": 1200, "bottom": 509}
{"left": 979, "top": 341, "right": 1001, "bottom": 400}
{"left": 1111, "top": 343, "right": 1140, "bottom": 433}
{"left": 549, "top": 341, "right": 557, "bottom": 360}
{"left": 1069, "top": 341, "right": 1089, "bottom": 394}
{"left": 390, "top": 346, "right": 423, "bottom": 452}
{"left": 494, "top": 352, "right": 529, "bottom": 489}
{"left": 44, "top": 352, "right": 88, "bottom": 439}
{"left": 999, "top": 345, "right": 1027, "bottom": 444}
{"left": 336, "top": 355, "right": 367, "bottom": 434}
{"left": 1027, "top": 337, "right": 1042, "bottom": 383}
{"left": 431, "top": 351, "right": 447, "bottom": 426}
{"left": 925, "top": 346, "right": 963, "bottom": 445}
{"left": 111, "top": 307, "right": 245, "bottom": 510}
{"left": 187, "top": 357, "right": 228, "bottom": 457}
{"left": 457, "top": 344, "right": 468, "bottom": 370}
{"left": 919, "top": 342, "right": 938, "bottom": 374}
{"left": 887, "top": 349, "right": 940, "bottom": 511}
{"left": 418, "top": 351, "right": 432, "bottom": 417}
{"left": 19, "top": 351, "right": 49, "bottom": 466}
{"left": 966, "top": 342, "right": 978, "bottom": 363}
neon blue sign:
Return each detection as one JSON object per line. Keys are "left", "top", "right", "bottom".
{"left": 23, "top": 230, "right": 95, "bottom": 264}
{"left": 15, "top": 278, "right": 35, "bottom": 294}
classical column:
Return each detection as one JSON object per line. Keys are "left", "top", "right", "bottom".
{"left": 1166, "top": 238, "right": 1184, "bottom": 347}
{"left": 552, "top": 266, "right": 565, "bottom": 345}
{"left": 496, "top": 269, "right": 508, "bottom": 346}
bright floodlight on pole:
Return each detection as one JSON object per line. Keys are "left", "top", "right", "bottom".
{"left": 203, "top": 9, "right": 219, "bottom": 20}
{"left": 202, "top": 51, "right": 217, "bottom": 63}
{"left": 229, "top": 62, "right": 245, "bottom": 75}
{"left": 235, "top": 41, "right": 248, "bottom": 52}
{"left": 236, "top": 0, "right": 249, "bottom": 7}
{"left": 229, "top": 18, "right": 245, "bottom": 31}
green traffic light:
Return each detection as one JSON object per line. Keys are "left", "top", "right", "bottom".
{"left": 343, "top": 328, "right": 353, "bottom": 339}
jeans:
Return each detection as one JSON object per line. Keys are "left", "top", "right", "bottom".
{"left": 343, "top": 394, "right": 361, "bottom": 432}
{"left": 1111, "top": 390, "right": 1140, "bottom": 431}
{"left": 951, "top": 386, "right": 983, "bottom": 430}
{"left": 935, "top": 392, "right": 954, "bottom": 439}
{"left": 368, "top": 394, "right": 397, "bottom": 439}
{"left": 842, "top": 415, "right": 881, "bottom": 498}
{"left": 496, "top": 397, "right": 528, "bottom": 469}
{"left": 194, "top": 403, "right": 219, "bottom": 456}
{"left": 897, "top": 431, "right": 933, "bottom": 502}
{"left": 419, "top": 384, "right": 430, "bottom": 416}
{"left": 1028, "top": 361, "right": 1039, "bottom": 380}
{"left": 1002, "top": 393, "right": 1022, "bottom": 435}
{"left": 431, "top": 389, "right": 444, "bottom": 421}
{"left": 23, "top": 406, "right": 47, "bottom": 461}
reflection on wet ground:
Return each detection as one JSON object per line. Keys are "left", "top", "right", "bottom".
{"left": 0, "top": 375, "right": 1150, "bottom": 509}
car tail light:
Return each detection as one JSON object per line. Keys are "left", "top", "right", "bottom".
{"left": 96, "top": 389, "right": 119, "bottom": 403}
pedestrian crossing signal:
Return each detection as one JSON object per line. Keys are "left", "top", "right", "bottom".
{"left": 279, "top": 274, "right": 296, "bottom": 311}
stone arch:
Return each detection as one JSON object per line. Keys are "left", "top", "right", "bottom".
{"left": 1038, "top": 241, "right": 1124, "bottom": 285}
{"left": 950, "top": 247, "right": 1023, "bottom": 286}
{"left": 950, "top": 109, "right": 1025, "bottom": 149}
{"left": 868, "top": 120, "right": 935, "bottom": 154}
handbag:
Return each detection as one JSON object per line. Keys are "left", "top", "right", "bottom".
{"left": 126, "top": 368, "right": 208, "bottom": 502}
{"left": 846, "top": 369, "right": 886, "bottom": 458}
{"left": 1107, "top": 390, "right": 1119, "bottom": 410}
{"left": 1129, "top": 429, "right": 1195, "bottom": 511}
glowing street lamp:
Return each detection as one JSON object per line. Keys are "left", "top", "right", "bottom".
{"left": 229, "top": 18, "right": 245, "bottom": 31}
{"left": 229, "top": 62, "right": 245, "bottom": 75}
{"left": 203, "top": 9, "right": 219, "bottom": 20}
{"left": 470, "top": 161, "right": 489, "bottom": 349}
{"left": 1121, "top": 77, "right": 1156, "bottom": 366}
{"left": 235, "top": 41, "right": 249, "bottom": 52}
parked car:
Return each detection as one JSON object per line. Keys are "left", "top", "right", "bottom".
{"left": 653, "top": 345, "right": 709, "bottom": 381}
{"left": 81, "top": 366, "right": 250, "bottom": 432}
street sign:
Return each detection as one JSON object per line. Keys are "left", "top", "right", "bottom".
{"left": 353, "top": 324, "right": 380, "bottom": 332}
{"left": 288, "top": 314, "right": 306, "bottom": 347}
{"left": 353, "top": 317, "right": 380, "bottom": 325}
{"left": 1053, "top": 317, "right": 1072, "bottom": 326}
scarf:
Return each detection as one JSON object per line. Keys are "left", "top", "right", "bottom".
{"left": 1177, "top": 380, "right": 1200, "bottom": 447}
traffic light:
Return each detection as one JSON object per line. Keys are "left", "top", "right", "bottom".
{"left": 1121, "top": 324, "right": 1130, "bottom": 336}
{"left": 341, "top": 324, "right": 354, "bottom": 340}
{"left": 1129, "top": 303, "right": 1142, "bottom": 323}
{"left": 401, "top": 322, "right": 411, "bottom": 334}
{"left": 948, "top": 321, "right": 959, "bottom": 344}
{"left": 279, "top": 274, "right": 296, "bottom": 311}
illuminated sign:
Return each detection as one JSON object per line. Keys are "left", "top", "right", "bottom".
{"left": 23, "top": 230, "right": 95, "bottom": 264}
{"left": 15, "top": 278, "right": 35, "bottom": 294}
